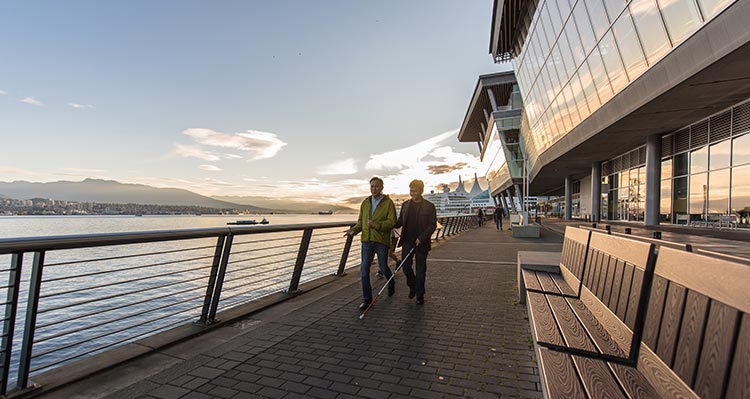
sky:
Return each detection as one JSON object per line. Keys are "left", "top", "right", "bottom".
{"left": 0, "top": 1, "right": 509, "bottom": 203}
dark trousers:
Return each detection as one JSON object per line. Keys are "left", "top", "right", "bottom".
{"left": 495, "top": 216, "right": 502, "bottom": 230}
{"left": 401, "top": 243, "right": 428, "bottom": 300}
{"left": 360, "top": 241, "right": 393, "bottom": 302}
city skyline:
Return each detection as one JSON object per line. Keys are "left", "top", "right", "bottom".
{"left": 0, "top": 1, "right": 509, "bottom": 203}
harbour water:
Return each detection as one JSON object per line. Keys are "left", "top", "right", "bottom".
{"left": 0, "top": 214, "right": 360, "bottom": 381}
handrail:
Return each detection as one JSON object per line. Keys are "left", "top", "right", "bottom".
{"left": 0, "top": 215, "right": 480, "bottom": 396}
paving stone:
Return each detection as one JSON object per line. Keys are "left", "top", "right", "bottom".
{"left": 206, "top": 386, "right": 238, "bottom": 398}
{"left": 150, "top": 385, "right": 190, "bottom": 399}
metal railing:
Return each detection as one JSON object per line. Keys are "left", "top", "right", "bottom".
{"left": 0, "top": 215, "right": 479, "bottom": 396}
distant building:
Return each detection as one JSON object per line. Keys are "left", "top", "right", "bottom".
{"left": 424, "top": 173, "right": 494, "bottom": 215}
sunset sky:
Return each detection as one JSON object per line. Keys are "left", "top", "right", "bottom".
{"left": 0, "top": 1, "right": 509, "bottom": 203}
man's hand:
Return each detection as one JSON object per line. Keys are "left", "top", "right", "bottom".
{"left": 344, "top": 229, "right": 353, "bottom": 237}
{"left": 415, "top": 238, "right": 421, "bottom": 247}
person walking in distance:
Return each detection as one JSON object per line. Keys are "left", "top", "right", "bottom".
{"left": 345, "top": 177, "right": 397, "bottom": 310}
{"left": 477, "top": 208, "right": 484, "bottom": 227}
{"left": 395, "top": 179, "right": 437, "bottom": 305}
{"left": 494, "top": 205, "right": 503, "bottom": 231}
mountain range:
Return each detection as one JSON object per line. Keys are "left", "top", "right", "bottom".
{"left": 0, "top": 179, "right": 355, "bottom": 213}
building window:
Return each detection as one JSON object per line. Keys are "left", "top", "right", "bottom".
{"left": 733, "top": 133, "right": 750, "bottom": 166}
{"left": 661, "top": 158, "right": 673, "bottom": 180}
{"left": 695, "top": 0, "right": 733, "bottom": 19}
{"left": 732, "top": 164, "right": 750, "bottom": 223}
{"left": 630, "top": 0, "right": 672, "bottom": 64}
{"left": 658, "top": 0, "right": 703, "bottom": 44}
{"left": 690, "top": 146, "right": 708, "bottom": 174}
{"left": 661, "top": 178, "right": 672, "bottom": 222}
{"left": 674, "top": 152, "right": 689, "bottom": 176}
{"left": 612, "top": 9, "right": 648, "bottom": 81}
{"left": 709, "top": 139, "right": 731, "bottom": 170}
{"left": 708, "top": 168, "right": 731, "bottom": 214}
{"left": 689, "top": 172, "right": 708, "bottom": 221}
{"left": 673, "top": 176, "right": 688, "bottom": 223}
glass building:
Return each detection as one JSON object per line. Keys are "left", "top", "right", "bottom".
{"left": 463, "top": 0, "right": 750, "bottom": 226}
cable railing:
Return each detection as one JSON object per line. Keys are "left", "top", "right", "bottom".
{"left": 0, "top": 215, "right": 479, "bottom": 396}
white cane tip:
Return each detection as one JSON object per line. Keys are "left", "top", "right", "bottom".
{"left": 359, "top": 314, "right": 364, "bottom": 320}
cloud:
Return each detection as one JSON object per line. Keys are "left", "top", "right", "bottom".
{"left": 173, "top": 144, "right": 221, "bottom": 161}
{"left": 318, "top": 158, "right": 357, "bottom": 175}
{"left": 223, "top": 153, "right": 243, "bottom": 159}
{"left": 60, "top": 167, "right": 107, "bottom": 174}
{"left": 427, "top": 162, "right": 468, "bottom": 174}
{"left": 365, "top": 130, "right": 456, "bottom": 171}
{"left": 68, "top": 102, "right": 94, "bottom": 109}
{"left": 20, "top": 97, "right": 43, "bottom": 106}
{"left": 182, "top": 128, "right": 287, "bottom": 161}
{"left": 0, "top": 90, "right": 6, "bottom": 95}
{"left": 204, "top": 178, "right": 232, "bottom": 186}
{"left": 199, "top": 165, "right": 222, "bottom": 171}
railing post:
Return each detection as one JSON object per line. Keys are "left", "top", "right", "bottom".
{"left": 17, "top": 251, "right": 45, "bottom": 391}
{"left": 288, "top": 228, "right": 313, "bottom": 294}
{"left": 336, "top": 233, "right": 354, "bottom": 276}
{"left": 1, "top": 253, "right": 22, "bottom": 395}
{"left": 207, "top": 234, "right": 234, "bottom": 323}
{"left": 441, "top": 218, "right": 448, "bottom": 238}
{"left": 197, "top": 235, "right": 227, "bottom": 325}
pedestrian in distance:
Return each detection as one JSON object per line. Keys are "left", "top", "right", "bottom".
{"left": 345, "top": 177, "right": 397, "bottom": 310}
{"left": 477, "top": 208, "right": 484, "bottom": 227}
{"left": 494, "top": 205, "right": 503, "bottom": 231}
{"left": 395, "top": 179, "right": 437, "bottom": 305}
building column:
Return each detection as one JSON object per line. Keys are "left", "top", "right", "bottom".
{"left": 645, "top": 134, "right": 662, "bottom": 225}
{"left": 514, "top": 184, "right": 523, "bottom": 212}
{"left": 565, "top": 176, "right": 572, "bottom": 220}
{"left": 506, "top": 190, "right": 517, "bottom": 213}
{"left": 591, "top": 162, "right": 602, "bottom": 222}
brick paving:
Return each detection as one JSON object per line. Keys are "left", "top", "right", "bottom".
{"left": 74, "top": 222, "right": 563, "bottom": 399}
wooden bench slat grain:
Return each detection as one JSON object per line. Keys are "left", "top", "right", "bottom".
{"left": 608, "top": 361, "right": 661, "bottom": 399}
{"left": 547, "top": 295, "right": 598, "bottom": 354}
{"left": 726, "top": 313, "right": 750, "bottom": 398}
{"left": 572, "top": 355, "right": 627, "bottom": 399}
{"left": 538, "top": 348, "right": 587, "bottom": 399}
{"left": 607, "top": 259, "right": 625, "bottom": 310}
{"left": 634, "top": 347, "right": 698, "bottom": 399}
{"left": 693, "top": 301, "right": 739, "bottom": 399}
{"left": 672, "top": 290, "right": 709, "bottom": 387}
{"left": 656, "top": 282, "right": 686, "bottom": 368}
{"left": 615, "top": 264, "right": 634, "bottom": 323}
{"left": 566, "top": 297, "right": 628, "bottom": 359}
{"left": 549, "top": 273, "right": 576, "bottom": 296}
{"left": 537, "top": 272, "right": 562, "bottom": 294}
{"left": 523, "top": 269, "right": 543, "bottom": 292}
{"left": 528, "top": 292, "right": 565, "bottom": 349}
{"left": 643, "top": 275, "right": 668, "bottom": 349}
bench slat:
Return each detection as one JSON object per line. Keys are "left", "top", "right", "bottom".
{"left": 656, "top": 282, "right": 686, "bottom": 368}
{"left": 609, "top": 361, "right": 661, "bottom": 399}
{"left": 637, "top": 346, "right": 699, "bottom": 399}
{"left": 673, "top": 290, "right": 709, "bottom": 387}
{"left": 549, "top": 273, "right": 576, "bottom": 296}
{"left": 608, "top": 259, "right": 625, "bottom": 310}
{"left": 537, "top": 273, "right": 562, "bottom": 294}
{"left": 523, "top": 269, "right": 543, "bottom": 292}
{"left": 694, "top": 301, "right": 739, "bottom": 399}
{"left": 726, "top": 313, "right": 750, "bottom": 398}
{"left": 538, "top": 348, "right": 586, "bottom": 399}
{"left": 547, "top": 295, "right": 598, "bottom": 354}
{"left": 572, "top": 355, "right": 627, "bottom": 399}
{"left": 615, "top": 264, "right": 634, "bottom": 323}
{"left": 589, "top": 232, "right": 653, "bottom": 269}
{"left": 566, "top": 297, "right": 628, "bottom": 359}
{"left": 528, "top": 292, "right": 565, "bottom": 349}
{"left": 643, "top": 275, "right": 668, "bottom": 349}
{"left": 624, "top": 268, "right": 645, "bottom": 331}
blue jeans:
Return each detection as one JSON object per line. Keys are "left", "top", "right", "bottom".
{"left": 360, "top": 241, "right": 393, "bottom": 302}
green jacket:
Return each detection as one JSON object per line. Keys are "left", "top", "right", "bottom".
{"left": 351, "top": 195, "right": 396, "bottom": 246}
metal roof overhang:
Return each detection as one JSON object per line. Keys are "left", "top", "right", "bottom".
{"left": 529, "top": 0, "right": 750, "bottom": 195}
{"left": 457, "top": 72, "right": 516, "bottom": 143}
{"left": 489, "top": 0, "right": 537, "bottom": 63}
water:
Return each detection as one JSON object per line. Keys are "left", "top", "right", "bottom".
{"left": 0, "top": 214, "right": 360, "bottom": 382}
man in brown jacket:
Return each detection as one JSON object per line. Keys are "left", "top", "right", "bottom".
{"left": 395, "top": 179, "right": 436, "bottom": 305}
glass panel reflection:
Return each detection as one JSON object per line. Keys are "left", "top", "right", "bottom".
{"left": 658, "top": 0, "right": 702, "bottom": 44}
{"left": 708, "top": 168, "right": 730, "bottom": 214}
{"left": 709, "top": 139, "right": 731, "bottom": 170}
{"left": 566, "top": 24, "right": 586, "bottom": 68}
{"left": 599, "top": 32, "right": 628, "bottom": 93}
{"left": 585, "top": 0, "right": 611, "bottom": 39}
{"left": 660, "top": 178, "right": 672, "bottom": 218}
{"left": 630, "top": 0, "right": 672, "bottom": 64}
{"left": 578, "top": 64, "right": 601, "bottom": 112}
{"left": 662, "top": 159, "right": 673, "bottom": 180}
{"left": 689, "top": 172, "right": 708, "bottom": 220}
{"left": 587, "top": 48, "right": 614, "bottom": 104}
{"left": 612, "top": 10, "right": 648, "bottom": 80}
{"left": 732, "top": 164, "right": 750, "bottom": 217}
{"left": 602, "top": 0, "right": 627, "bottom": 20}
{"left": 673, "top": 176, "right": 688, "bottom": 223}
{"left": 573, "top": 1, "right": 597, "bottom": 53}
{"left": 690, "top": 146, "right": 708, "bottom": 174}
{"left": 696, "top": 0, "right": 732, "bottom": 19}
{"left": 733, "top": 133, "right": 750, "bottom": 166}
{"left": 674, "top": 152, "right": 688, "bottom": 176}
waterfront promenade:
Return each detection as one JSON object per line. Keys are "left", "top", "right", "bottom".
{"left": 40, "top": 222, "right": 563, "bottom": 399}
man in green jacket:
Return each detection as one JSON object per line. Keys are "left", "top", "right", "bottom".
{"left": 346, "top": 177, "right": 397, "bottom": 310}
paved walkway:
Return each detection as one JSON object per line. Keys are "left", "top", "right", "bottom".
{"left": 43, "top": 222, "right": 563, "bottom": 399}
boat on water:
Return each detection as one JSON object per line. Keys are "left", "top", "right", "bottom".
{"left": 318, "top": 210, "right": 333, "bottom": 215}
{"left": 227, "top": 217, "right": 269, "bottom": 225}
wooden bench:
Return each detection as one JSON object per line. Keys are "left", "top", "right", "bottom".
{"left": 579, "top": 225, "right": 693, "bottom": 252}
{"left": 523, "top": 229, "right": 750, "bottom": 398}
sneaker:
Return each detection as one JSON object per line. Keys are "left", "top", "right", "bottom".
{"left": 416, "top": 298, "right": 424, "bottom": 305}
{"left": 408, "top": 287, "right": 416, "bottom": 299}
{"left": 359, "top": 300, "right": 371, "bottom": 310}
{"left": 388, "top": 283, "right": 395, "bottom": 297}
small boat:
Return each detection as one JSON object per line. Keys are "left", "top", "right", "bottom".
{"left": 318, "top": 210, "right": 333, "bottom": 215}
{"left": 227, "top": 217, "right": 269, "bottom": 225}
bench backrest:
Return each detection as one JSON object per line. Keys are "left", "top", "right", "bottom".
{"left": 580, "top": 232, "right": 656, "bottom": 360}
{"left": 578, "top": 225, "right": 693, "bottom": 252}
{"left": 560, "top": 226, "right": 591, "bottom": 283}
{"left": 643, "top": 247, "right": 750, "bottom": 398}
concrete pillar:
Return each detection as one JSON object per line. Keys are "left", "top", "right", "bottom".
{"left": 565, "top": 176, "right": 572, "bottom": 220}
{"left": 499, "top": 194, "right": 509, "bottom": 216}
{"left": 591, "top": 162, "right": 602, "bottom": 222}
{"left": 506, "top": 190, "right": 517, "bottom": 213}
{"left": 514, "top": 184, "right": 523, "bottom": 212}
{"left": 645, "top": 134, "right": 662, "bottom": 225}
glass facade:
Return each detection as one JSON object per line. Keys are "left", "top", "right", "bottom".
{"left": 603, "top": 100, "right": 750, "bottom": 226}
{"left": 512, "top": 0, "right": 736, "bottom": 170}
